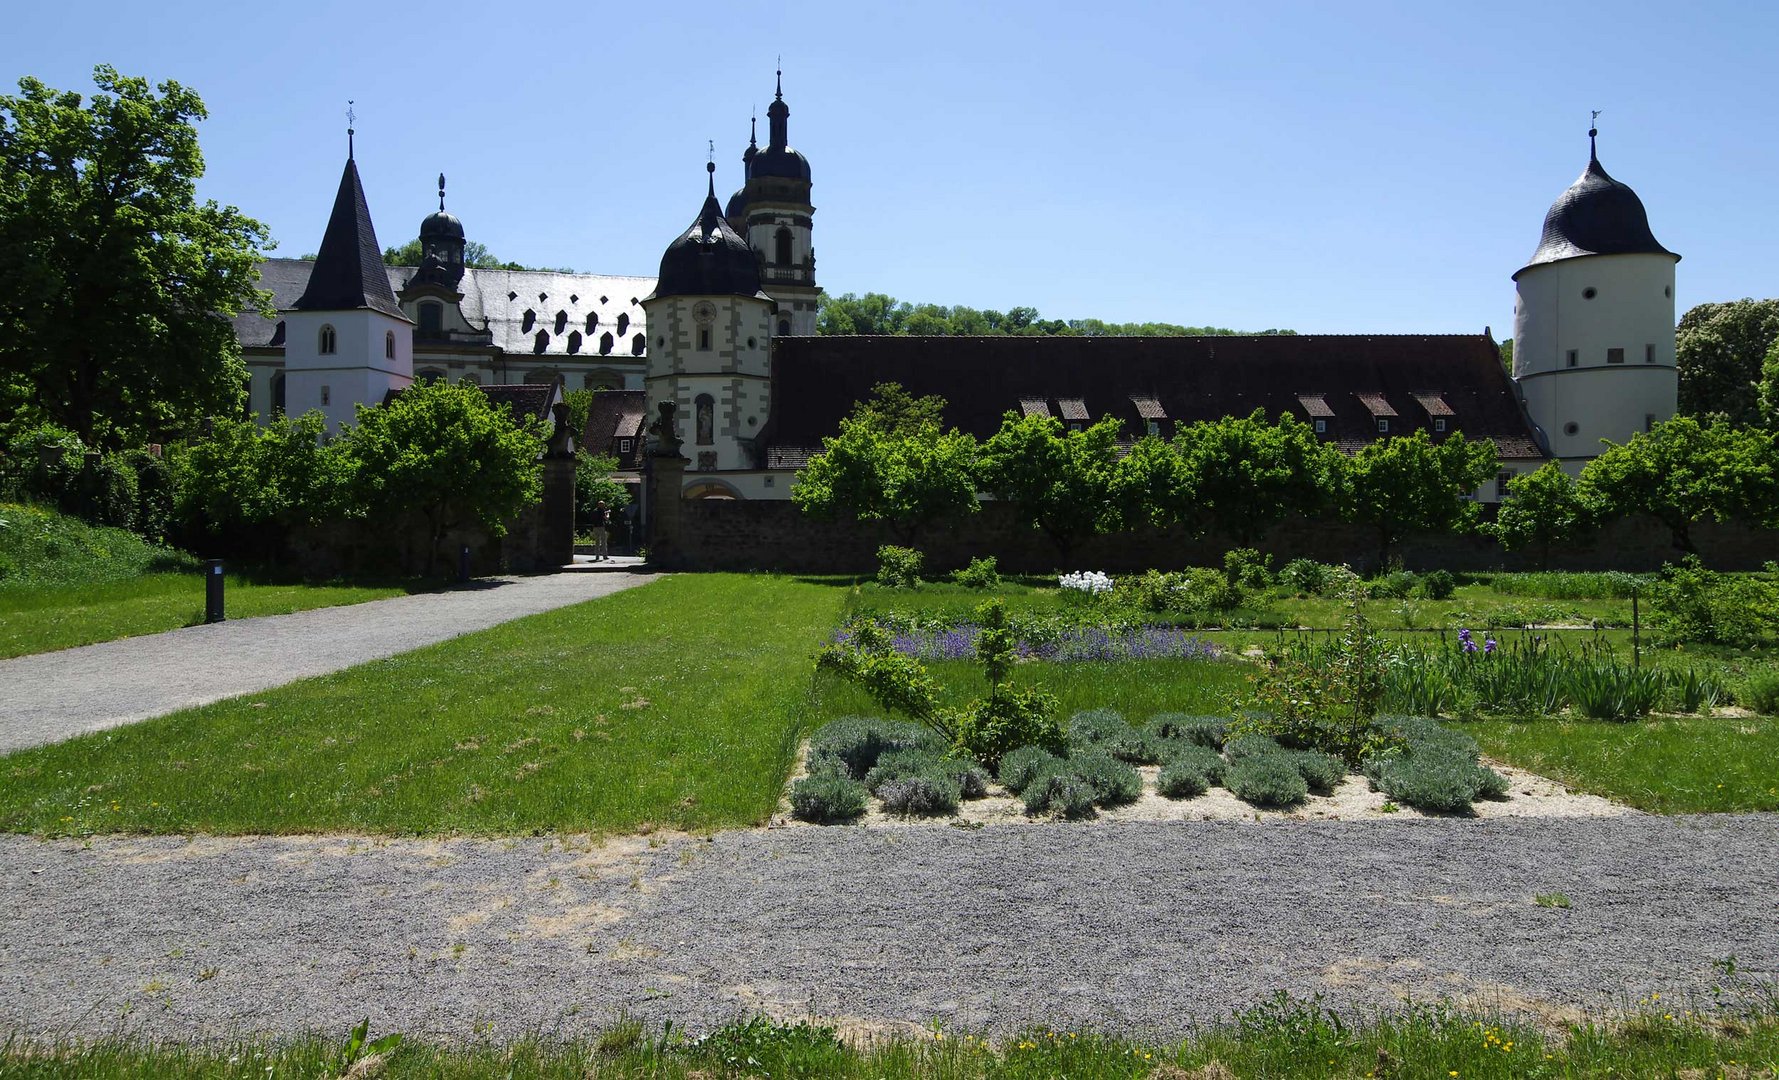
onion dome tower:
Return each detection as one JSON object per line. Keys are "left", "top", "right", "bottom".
{"left": 642, "top": 162, "right": 775, "bottom": 486}
{"left": 1512, "top": 123, "right": 1680, "bottom": 469}
{"left": 411, "top": 173, "right": 466, "bottom": 290}
{"left": 284, "top": 127, "right": 413, "bottom": 432}
{"left": 738, "top": 69, "right": 818, "bottom": 336}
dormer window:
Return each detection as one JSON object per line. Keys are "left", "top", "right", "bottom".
{"left": 319, "top": 325, "right": 336, "bottom": 355}
{"left": 1434, "top": 417, "right": 1447, "bottom": 433}
{"left": 1314, "top": 419, "right": 1327, "bottom": 435}
{"left": 522, "top": 309, "right": 536, "bottom": 332}
{"left": 599, "top": 332, "right": 613, "bottom": 355}
{"left": 1377, "top": 418, "right": 1390, "bottom": 434}
{"left": 616, "top": 312, "right": 629, "bottom": 335}
{"left": 619, "top": 438, "right": 633, "bottom": 454}
{"left": 385, "top": 331, "right": 395, "bottom": 359}
{"left": 632, "top": 333, "right": 646, "bottom": 356}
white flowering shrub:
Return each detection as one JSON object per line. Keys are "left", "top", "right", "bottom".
{"left": 1058, "top": 570, "right": 1114, "bottom": 596}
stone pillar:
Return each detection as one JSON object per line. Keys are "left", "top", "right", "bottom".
{"left": 644, "top": 399, "right": 688, "bottom": 569}
{"left": 647, "top": 454, "right": 687, "bottom": 568}
{"left": 534, "top": 402, "right": 577, "bottom": 569}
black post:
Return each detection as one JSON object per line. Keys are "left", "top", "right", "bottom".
{"left": 204, "top": 559, "right": 225, "bottom": 624}
{"left": 458, "top": 544, "right": 472, "bottom": 584}
{"left": 1632, "top": 588, "right": 1641, "bottom": 669}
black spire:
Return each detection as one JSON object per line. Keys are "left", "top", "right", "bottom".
{"left": 767, "top": 67, "right": 789, "bottom": 149}
{"left": 743, "top": 114, "right": 758, "bottom": 172}
{"left": 293, "top": 151, "right": 405, "bottom": 318}
{"left": 438, "top": 172, "right": 447, "bottom": 212}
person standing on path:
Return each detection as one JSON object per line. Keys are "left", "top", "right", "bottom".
{"left": 591, "top": 500, "right": 611, "bottom": 561}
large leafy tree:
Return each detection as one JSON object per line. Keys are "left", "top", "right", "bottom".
{"left": 1489, "top": 461, "right": 1592, "bottom": 570}
{"left": 1108, "top": 434, "right": 1194, "bottom": 531}
{"left": 1760, "top": 337, "right": 1779, "bottom": 431}
{"left": 0, "top": 67, "right": 270, "bottom": 446}
{"left": 1340, "top": 430, "right": 1498, "bottom": 567}
{"left": 790, "top": 386, "right": 979, "bottom": 545}
{"left": 170, "top": 410, "right": 350, "bottom": 560}
{"left": 339, "top": 380, "right": 547, "bottom": 573}
{"left": 978, "top": 412, "right": 1123, "bottom": 561}
{"left": 1676, "top": 298, "right": 1779, "bottom": 425}
{"left": 1577, "top": 416, "right": 1779, "bottom": 554}
{"left": 1172, "top": 410, "right": 1339, "bottom": 543}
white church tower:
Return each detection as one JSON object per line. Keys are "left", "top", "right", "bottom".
{"left": 282, "top": 131, "right": 414, "bottom": 432}
{"left": 1512, "top": 124, "right": 1679, "bottom": 470}
{"left": 642, "top": 162, "right": 775, "bottom": 494}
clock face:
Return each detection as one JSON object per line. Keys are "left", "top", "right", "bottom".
{"left": 692, "top": 301, "right": 717, "bottom": 323}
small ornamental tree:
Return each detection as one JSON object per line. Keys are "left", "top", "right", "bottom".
{"left": 1108, "top": 434, "right": 1193, "bottom": 531}
{"left": 1173, "top": 410, "right": 1339, "bottom": 543}
{"left": 1675, "top": 298, "right": 1779, "bottom": 425}
{"left": 790, "top": 415, "right": 979, "bottom": 546}
{"left": 979, "top": 412, "right": 1123, "bottom": 561}
{"left": 339, "top": 380, "right": 546, "bottom": 574}
{"left": 170, "top": 410, "right": 350, "bottom": 561}
{"left": 1490, "top": 461, "right": 1592, "bottom": 569}
{"left": 1577, "top": 416, "right": 1779, "bottom": 554}
{"left": 1339, "top": 429, "right": 1498, "bottom": 567}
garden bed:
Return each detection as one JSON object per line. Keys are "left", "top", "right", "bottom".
{"left": 775, "top": 713, "right": 1632, "bottom": 829}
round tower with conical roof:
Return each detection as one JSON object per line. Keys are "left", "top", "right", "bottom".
{"left": 740, "top": 69, "right": 818, "bottom": 336}
{"left": 1512, "top": 126, "right": 1680, "bottom": 469}
{"left": 641, "top": 162, "right": 775, "bottom": 487}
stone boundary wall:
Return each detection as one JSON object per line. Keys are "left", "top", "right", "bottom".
{"left": 658, "top": 500, "right": 1778, "bottom": 574}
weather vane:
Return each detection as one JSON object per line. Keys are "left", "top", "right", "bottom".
{"left": 1590, "top": 108, "right": 1601, "bottom": 132}
{"left": 708, "top": 139, "right": 715, "bottom": 163}
{"left": 347, "top": 99, "right": 356, "bottom": 157}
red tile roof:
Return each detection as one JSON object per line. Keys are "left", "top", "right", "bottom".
{"left": 761, "top": 334, "right": 1546, "bottom": 462}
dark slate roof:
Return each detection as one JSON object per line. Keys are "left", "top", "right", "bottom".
{"left": 420, "top": 210, "right": 464, "bottom": 239}
{"left": 583, "top": 389, "right": 647, "bottom": 470}
{"left": 761, "top": 335, "right": 1547, "bottom": 466}
{"left": 751, "top": 145, "right": 812, "bottom": 181}
{"left": 1518, "top": 141, "right": 1677, "bottom": 274}
{"left": 240, "top": 259, "right": 655, "bottom": 361}
{"left": 292, "top": 157, "right": 407, "bottom": 320}
{"left": 648, "top": 165, "right": 767, "bottom": 302}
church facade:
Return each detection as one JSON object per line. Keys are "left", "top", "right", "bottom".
{"left": 238, "top": 77, "right": 1679, "bottom": 502}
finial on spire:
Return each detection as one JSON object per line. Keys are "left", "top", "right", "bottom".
{"left": 706, "top": 157, "right": 716, "bottom": 198}
{"left": 775, "top": 59, "right": 783, "bottom": 100}
{"left": 346, "top": 99, "right": 356, "bottom": 159}
{"left": 750, "top": 112, "right": 758, "bottom": 147}
{"left": 1589, "top": 109, "right": 1601, "bottom": 160}
{"left": 437, "top": 172, "right": 446, "bottom": 212}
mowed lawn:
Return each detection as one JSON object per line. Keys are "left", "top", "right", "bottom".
{"left": 1469, "top": 715, "right": 1779, "bottom": 814}
{"left": 0, "top": 574, "right": 416, "bottom": 659}
{"left": 0, "top": 574, "right": 847, "bottom": 836}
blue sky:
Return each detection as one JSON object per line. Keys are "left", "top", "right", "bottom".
{"left": 5, "top": 0, "right": 1773, "bottom": 334}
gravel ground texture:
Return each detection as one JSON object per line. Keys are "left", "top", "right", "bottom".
{"left": 0, "top": 569, "right": 657, "bottom": 754}
{"left": 1, "top": 815, "right": 1774, "bottom": 1044}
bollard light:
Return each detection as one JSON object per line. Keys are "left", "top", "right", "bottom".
{"left": 204, "top": 559, "right": 225, "bottom": 624}
{"left": 458, "top": 544, "right": 472, "bottom": 583}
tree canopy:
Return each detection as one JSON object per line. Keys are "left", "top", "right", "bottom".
{"left": 1676, "top": 298, "right": 1779, "bottom": 425}
{"left": 1341, "top": 430, "right": 1498, "bottom": 565}
{"left": 1489, "top": 461, "right": 1591, "bottom": 570}
{"left": 1172, "top": 410, "right": 1339, "bottom": 543}
{"left": 817, "top": 292, "right": 1296, "bottom": 338}
{"left": 978, "top": 412, "right": 1124, "bottom": 559}
{"left": 0, "top": 66, "right": 270, "bottom": 446}
{"left": 790, "top": 384, "right": 979, "bottom": 544}
{"left": 1577, "top": 415, "right": 1779, "bottom": 553}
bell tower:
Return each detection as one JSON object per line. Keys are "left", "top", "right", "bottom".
{"left": 739, "top": 68, "right": 818, "bottom": 336}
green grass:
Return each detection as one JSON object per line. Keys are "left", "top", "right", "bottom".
{"left": 4, "top": 994, "right": 1777, "bottom": 1078}
{"left": 0, "top": 501, "right": 197, "bottom": 587}
{"left": 1468, "top": 714, "right": 1779, "bottom": 813}
{"left": 0, "top": 574, "right": 419, "bottom": 659}
{"left": 0, "top": 575, "right": 847, "bottom": 836}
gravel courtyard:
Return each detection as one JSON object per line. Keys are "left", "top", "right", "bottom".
{"left": 2, "top": 814, "right": 1774, "bottom": 1044}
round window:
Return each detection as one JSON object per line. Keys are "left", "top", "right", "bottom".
{"left": 1664, "top": 285, "right": 1672, "bottom": 298}
{"left": 1582, "top": 287, "right": 1597, "bottom": 300}
{"left": 747, "top": 337, "right": 757, "bottom": 349}
{"left": 1563, "top": 422, "right": 1580, "bottom": 436}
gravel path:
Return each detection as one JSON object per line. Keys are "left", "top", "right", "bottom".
{"left": 0, "top": 570, "right": 657, "bottom": 754}
{"left": 2, "top": 815, "right": 1774, "bottom": 1043}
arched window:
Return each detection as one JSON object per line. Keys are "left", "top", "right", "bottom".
{"left": 418, "top": 302, "right": 442, "bottom": 334}
{"left": 385, "top": 331, "right": 395, "bottom": 359}
{"left": 526, "top": 368, "right": 560, "bottom": 385}
{"left": 271, "top": 372, "right": 286, "bottom": 417}
{"left": 586, "top": 369, "right": 622, "bottom": 390}
{"left": 460, "top": 372, "right": 481, "bottom": 386}
{"left": 416, "top": 368, "right": 446, "bottom": 384}
{"left": 777, "top": 318, "right": 791, "bottom": 336}
{"left": 319, "top": 324, "right": 337, "bottom": 355}
{"left": 698, "top": 327, "right": 712, "bottom": 351}
{"left": 632, "top": 333, "right": 646, "bottom": 356}
{"left": 695, "top": 393, "right": 715, "bottom": 446}
{"left": 775, "top": 227, "right": 793, "bottom": 266}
